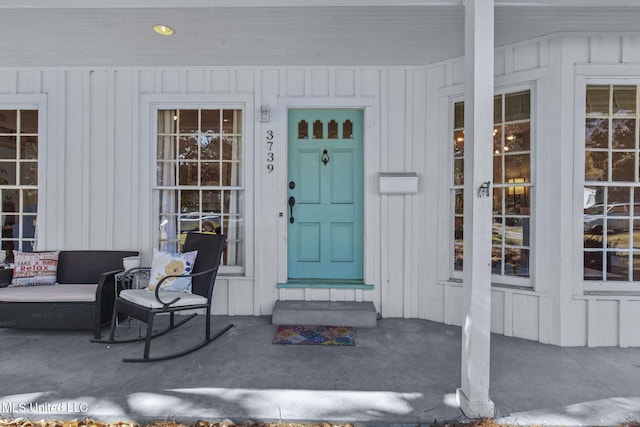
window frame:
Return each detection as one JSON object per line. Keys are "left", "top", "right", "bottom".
{"left": 580, "top": 77, "right": 640, "bottom": 293}
{"left": 449, "top": 84, "right": 535, "bottom": 288}
{"left": 149, "top": 99, "right": 252, "bottom": 276}
{"left": 0, "top": 96, "right": 46, "bottom": 257}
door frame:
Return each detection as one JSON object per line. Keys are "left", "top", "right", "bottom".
{"left": 276, "top": 97, "right": 377, "bottom": 287}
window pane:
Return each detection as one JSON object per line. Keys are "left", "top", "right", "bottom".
{"left": 492, "top": 187, "right": 503, "bottom": 215}
{"left": 0, "top": 110, "right": 17, "bottom": 133}
{"left": 178, "top": 161, "right": 198, "bottom": 185}
{"left": 179, "top": 110, "right": 198, "bottom": 133}
{"left": 222, "top": 110, "right": 240, "bottom": 134}
{"left": 157, "top": 135, "right": 175, "bottom": 160}
{"left": 21, "top": 136, "right": 38, "bottom": 160}
{"left": 504, "top": 217, "right": 524, "bottom": 245}
{"left": 202, "top": 110, "right": 220, "bottom": 133}
{"left": 454, "top": 244, "right": 463, "bottom": 271}
{"left": 586, "top": 118, "right": 609, "bottom": 149}
{"left": 491, "top": 246, "right": 502, "bottom": 274}
{"left": 200, "top": 134, "right": 219, "bottom": 160}
{"left": 202, "top": 190, "right": 222, "bottom": 212}
{"left": 505, "top": 248, "right": 529, "bottom": 277}
{"left": 494, "top": 96, "right": 502, "bottom": 124}
{"left": 454, "top": 102, "right": 464, "bottom": 129}
{"left": 20, "top": 162, "right": 37, "bottom": 185}
{"left": 200, "top": 162, "right": 220, "bottom": 186}
{"left": 343, "top": 120, "right": 353, "bottom": 139}
{"left": 298, "top": 120, "right": 308, "bottom": 139}
{"left": 633, "top": 253, "right": 640, "bottom": 281}
{"left": 585, "top": 151, "right": 608, "bottom": 181}
{"left": 493, "top": 127, "right": 502, "bottom": 153}
{"left": 584, "top": 250, "right": 604, "bottom": 280}
{"left": 328, "top": 120, "right": 338, "bottom": 139}
{"left": 179, "top": 136, "right": 198, "bottom": 160}
{"left": 586, "top": 85, "right": 610, "bottom": 115}
{"left": 493, "top": 156, "right": 503, "bottom": 185}
{"left": 612, "top": 119, "right": 636, "bottom": 149}
{"left": 613, "top": 86, "right": 636, "bottom": 115}
{"left": 454, "top": 217, "right": 463, "bottom": 243}
{"left": 505, "top": 91, "right": 530, "bottom": 122}
{"left": 454, "top": 189, "right": 463, "bottom": 214}
{"left": 492, "top": 217, "right": 503, "bottom": 244}
{"left": 607, "top": 251, "right": 629, "bottom": 281}
{"left": 157, "top": 109, "right": 177, "bottom": 133}
{"left": 505, "top": 154, "right": 530, "bottom": 182}
{"left": 454, "top": 159, "right": 464, "bottom": 186}
{"left": 222, "top": 136, "right": 241, "bottom": 161}
{"left": 609, "top": 186, "right": 631, "bottom": 205}
{"left": 453, "top": 130, "right": 464, "bottom": 157}
{"left": 0, "top": 162, "right": 16, "bottom": 185}
{"left": 504, "top": 123, "right": 530, "bottom": 152}
{"left": 0, "top": 136, "right": 16, "bottom": 160}
{"left": 313, "top": 120, "right": 323, "bottom": 139}
{"left": 611, "top": 152, "right": 635, "bottom": 182}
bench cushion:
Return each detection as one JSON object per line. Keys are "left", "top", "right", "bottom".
{"left": 0, "top": 284, "right": 98, "bottom": 302}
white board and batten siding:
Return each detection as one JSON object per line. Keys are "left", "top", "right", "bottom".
{"left": 3, "top": 32, "right": 640, "bottom": 346}
{"left": 0, "top": 65, "right": 429, "bottom": 322}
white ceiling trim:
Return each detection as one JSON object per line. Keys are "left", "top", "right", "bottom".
{"left": 1, "top": 0, "right": 640, "bottom": 7}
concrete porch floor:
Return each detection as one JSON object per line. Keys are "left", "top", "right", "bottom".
{"left": 1, "top": 315, "right": 640, "bottom": 426}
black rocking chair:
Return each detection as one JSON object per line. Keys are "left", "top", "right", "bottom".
{"left": 93, "top": 232, "right": 233, "bottom": 362}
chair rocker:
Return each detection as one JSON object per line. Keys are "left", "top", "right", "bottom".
{"left": 93, "top": 232, "right": 233, "bottom": 362}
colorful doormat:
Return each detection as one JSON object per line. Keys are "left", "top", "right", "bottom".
{"left": 273, "top": 325, "right": 355, "bottom": 346}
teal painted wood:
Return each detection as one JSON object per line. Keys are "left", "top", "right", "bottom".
{"left": 287, "top": 109, "right": 364, "bottom": 280}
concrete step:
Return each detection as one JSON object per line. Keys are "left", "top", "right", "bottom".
{"left": 272, "top": 300, "right": 378, "bottom": 328}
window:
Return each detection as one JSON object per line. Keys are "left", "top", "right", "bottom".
{"left": 452, "top": 90, "right": 532, "bottom": 283}
{"left": 584, "top": 84, "right": 640, "bottom": 282}
{"left": 156, "top": 108, "right": 243, "bottom": 268}
{"left": 0, "top": 109, "right": 38, "bottom": 261}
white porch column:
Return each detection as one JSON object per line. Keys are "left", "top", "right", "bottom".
{"left": 456, "top": 0, "right": 495, "bottom": 419}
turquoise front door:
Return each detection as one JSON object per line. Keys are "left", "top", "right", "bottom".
{"left": 287, "top": 109, "right": 364, "bottom": 280}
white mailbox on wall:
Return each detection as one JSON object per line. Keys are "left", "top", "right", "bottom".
{"left": 378, "top": 172, "right": 419, "bottom": 194}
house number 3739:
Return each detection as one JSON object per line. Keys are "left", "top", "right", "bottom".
{"left": 266, "top": 130, "right": 275, "bottom": 173}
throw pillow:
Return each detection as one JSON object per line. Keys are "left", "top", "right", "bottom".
{"left": 9, "top": 251, "right": 60, "bottom": 287}
{"left": 147, "top": 248, "right": 198, "bottom": 293}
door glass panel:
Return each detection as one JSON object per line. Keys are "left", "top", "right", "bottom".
{"left": 313, "top": 120, "right": 323, "bottom": 139}
{"left": 298, "top": 120, "right": 308, "bottom": 139}
{"left": 343, "top": 120, "right": 353, "bottom": 139}
{"left": 328, "top": 120, "right": 338, "bottom": 139}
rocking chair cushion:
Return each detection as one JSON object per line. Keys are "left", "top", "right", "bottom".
{"left": 119, "top": 288, "right": 207, "bottom": 309}
{"left": 147, "top": 248, "right": 198, "bottom": 292}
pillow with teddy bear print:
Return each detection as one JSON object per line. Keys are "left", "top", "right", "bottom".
{"left": 147, "top": 248, "right": 198, "bottom": 293}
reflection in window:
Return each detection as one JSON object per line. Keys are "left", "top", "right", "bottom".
{"left": 157, "top": 108, "right": 243, "bottom": 267}
{"left": 298, "top": 120, "right": 308, "bottom": 139}
{"left": 313, "top": 120, "right": 323, "bottom": 139}
{"left": 584, "top": 84, "right": 640, "bottom": 282}
{"left": 452, "top": 90, "right": 532, "bottom": 280}
{"left": 0, "top": 109, "right": 38, "bottom": 260}
{"left": 343, "top": 120, "right": 353, "bottom": 139}
{"left": 328, "top": 120, "right": 338, "bottom": 139}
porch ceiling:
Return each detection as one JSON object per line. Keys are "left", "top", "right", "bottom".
{"left": 1, "top": 4, "right": 640, "bottom": 67}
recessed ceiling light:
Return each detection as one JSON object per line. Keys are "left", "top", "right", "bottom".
{"left": 154, "top": 25, "right": 174, "bottom": 36}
